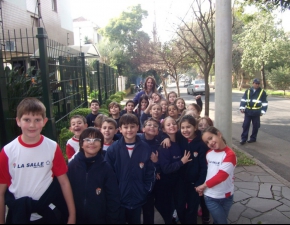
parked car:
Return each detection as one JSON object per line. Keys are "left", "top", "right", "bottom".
{"left": 187, "top": 79, "right": 205, "bottom": 95}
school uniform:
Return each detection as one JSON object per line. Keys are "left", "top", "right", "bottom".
{"left": 86, "top": 112, "right": 101, "bottom": 127}
{"left": 154, "top": 142, "right": 184, "bottom": 224}
{"left": 105, "top": 136, "right": 155, "bottom": 224}
{"left": 139, "top": 134, "right": 160, "bottom": 224}
{"left": 68, "top": 151, "right": 120, "bottom": 224}
{"left": 176, "top": 130, "right": 208, "bottom": 224}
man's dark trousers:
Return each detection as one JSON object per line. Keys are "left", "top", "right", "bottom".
{"left": 241, "top": 113, "right": 260, "bottom": 142}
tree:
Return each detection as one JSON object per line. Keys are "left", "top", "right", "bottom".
{"left": 268, "top": 66, "right": 290, "bottom": 95}
{"left": 245, "top": 0, "right": 290, "bottom": 11}
{"left": 238, "top": 11, "right": 284, "bottom": 89}
{"left": 98, "top": 5, "right": 150, "bottom": 77}
{"left": 175, "top": 0, "right": 215, "bottom": 116}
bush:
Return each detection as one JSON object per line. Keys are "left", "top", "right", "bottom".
{"left": 105, "top": 99, "right": 113, "bottom": 107}
{"left": 89, "top": 90, "right": 99, "bottom": 99}
{"left": 115, "top": 91, "right": 126, "bottom": 98}
{"left": 58, "top": 127, "right": 74, "bottom": 160}
{"left": 69, "top": 108, "right": 91, "bottom": 120}
{"left": 99, "top": 108, "right": 109, "bottom": 116}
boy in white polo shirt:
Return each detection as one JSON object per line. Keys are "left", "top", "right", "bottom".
{"left": 0, "top": 97, "right": 76, "bottom": 224}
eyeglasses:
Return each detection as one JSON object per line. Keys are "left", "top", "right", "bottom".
{"left": 83, "top": 138, "right": 102, "bottom": 144}
{"left": 145, "top": 123, "right": 159, "bottom": 128}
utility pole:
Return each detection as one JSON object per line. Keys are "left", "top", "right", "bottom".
{"left": 37, "top": 0, "right": 41, "bottom": 28}
{"left": 215, "top": 0, "right": 232, "bottom": 146}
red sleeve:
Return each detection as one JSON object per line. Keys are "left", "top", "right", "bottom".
{"left": 206, "top": 170, "right": 229, "bottom": 188}
{"left": 52, "top": 145, "right": 68, "bottom": 177}
{"left": 66, "top": 144, "right": 75, "bottom": 160}
{"left": 0, "top": 149, "right": 11, "bottom": 186}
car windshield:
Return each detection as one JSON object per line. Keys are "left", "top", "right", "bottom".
{"left": 194, "top": 80, "right": 204, "bottom": 84}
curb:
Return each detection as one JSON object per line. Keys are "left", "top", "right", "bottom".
{"left": 233, "top": 144, "right": 290, "bottom": 188}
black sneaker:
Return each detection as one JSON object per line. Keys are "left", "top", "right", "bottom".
{"left": 172, "top": 217, "right": 177, "bottom": 224}
{"left": 202, "top": 218, "right": 211, "bottom": 224}
{"left": 240, "top": 141, "right": 246, "bottom": 145}
{"left": 247, "top": 140, "right": 256, "bottom": 143}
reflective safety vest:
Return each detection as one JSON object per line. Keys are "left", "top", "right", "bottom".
{"left": 246, "top": 89, "right": 264, "bottom": 110}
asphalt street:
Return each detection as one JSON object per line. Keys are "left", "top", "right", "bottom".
{"left": 167, "top": 85, "right": 290, "bottom": 182}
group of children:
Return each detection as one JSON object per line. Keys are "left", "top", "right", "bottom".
{"left": 0, "top": 88, "right": 236, "bottom": 224}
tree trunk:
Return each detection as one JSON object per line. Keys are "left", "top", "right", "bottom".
{"left": 176, "top": 75, "right": 180, "bottom": 97}
{"left": 261, "top": 62, "right": 267, "bottom": 89}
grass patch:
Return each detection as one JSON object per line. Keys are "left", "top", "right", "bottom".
{"left": 265, "top": 90, "right": 290, "bottom": 97}
{"left": 234, "top": 149, "right": 256, "bottom": 166}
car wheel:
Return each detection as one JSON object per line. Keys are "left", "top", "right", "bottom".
{"left": 192, "top": 90, "right": 195, "bottom": 95}
{"left": 187, "top": 90, "right": 190, "bottom": 95}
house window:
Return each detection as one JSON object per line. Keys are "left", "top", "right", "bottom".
{"left": 52, "top": 0, "right": 57, "bottom": 12}
{"left": 31, "top": 16, "right": 39, "bottom": 27}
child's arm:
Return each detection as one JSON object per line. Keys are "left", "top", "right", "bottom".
{"left": 195, "top": 95, "right": 203, "bottom": 111}
{"left": 57, "top": 174, "right": 76, "bottom": 224}
{"left": 0, "top": 184, "right": 7, "bottom": 224}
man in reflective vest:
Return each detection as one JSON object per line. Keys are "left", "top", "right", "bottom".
{"left": 239, "top": 78, "right": 268, "bottom": 145}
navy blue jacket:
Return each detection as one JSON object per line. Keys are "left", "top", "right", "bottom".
{"left": 68, "top": 152, "right": 120, "bottom": 224}
{"left": 157, "top": 142, "right": 184, "bottom": 183}
{"left": 105, "top": 136, "right": 155, "bottom": 209}
{"left": 138, "top": 133, "right": 161, "bottom": 172}
{"left": 86, "top": 112, "right": 101, "bottom": 127}
{"left": 176, "top": 130, "right": 208, "bottom": 187}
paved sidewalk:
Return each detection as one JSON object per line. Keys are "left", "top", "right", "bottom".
{"left": 124, "top": 91, "right": 290, "bottom": 224}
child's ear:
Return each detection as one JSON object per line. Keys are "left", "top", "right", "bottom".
{"left": 85, "top": 123, "right": 88, "bottom": 128}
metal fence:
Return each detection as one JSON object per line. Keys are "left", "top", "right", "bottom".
{"left": 0, "top": 27, "right": 116, "bottom": 147}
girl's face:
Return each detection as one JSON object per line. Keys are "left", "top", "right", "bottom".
{"left": 202, "top": 131, "right": 224, "bottom": 150}
{"left": 168, "top": 105, "right": 179, "bottom": 119}
{"left": 168, "top": 94, "right": 177, "bottom": 104}
{"left": 160, "top": 101, "right": 168, "bottom": 113}
{"left": 176, "top": 99, "right": 185, "bottom": 111}
{"left": 150, "top": 105, "right": 162, "bottom": 120}
{"left": 180, "top": 121, "right": 196, "bottom": 140}
{"left": 185, "top": 110, "right": 198, "bottom": 119}
{"left": 126, "top": 103, "right": 135, "bottom": 113}
{"left": 141, "top": 99, "right": 148, "bottom": 110}
{"left": 187, "top": 105, "right": 199, "bottom": 116}
{"left": 146, "top": 78, "right": 154, "bottom": 91}
{"left": 163, "top": 118, "right": 178, "bottom": 135}
{"left": 82, "top": 136, "right": 102, "bottom": 158}
{"left": 198, "top": 119, "right": 209, "bottom": 132}
{"left": 153, "top": 94, "right": 161, "bottom": 103}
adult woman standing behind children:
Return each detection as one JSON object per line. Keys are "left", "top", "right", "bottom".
{"left": 196, "top": 127, "right": 237, "bottom": 224}
{"left": 133, "top": 76, "right": 161, "bottom": 106}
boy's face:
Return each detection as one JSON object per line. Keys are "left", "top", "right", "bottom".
{"left": 16, "top": 113, "right": 48, "bottom": 143}
{"left": 90, "top": 102, "right": 100, "bottom": 114}
{"left": 70, "top": 118, "right": 88, "bottom": 139}
{"left": 101, "top": 122, "right": 118, "bottom": 141}
{"left": 119, "top": 123, "right": 139, "bottom": 143}
{"left": 126, "top": 103, "right": 135, "bottom": 113}
{"left": 110, "top": 105, "right": 120, "bottom": 116}
{"left": 142, "top": 121, "right": 159, "bottom": 138}
{"left": 82, "top": 137, "right": 102, "bottom": 158}
{"left": 150, "top": 105, "right": 162, "bottom": 120}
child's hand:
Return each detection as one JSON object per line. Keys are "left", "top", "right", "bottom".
{"left": 181, "top": 150, "right": 192, "bottom": 164}
{"left": 151, "top": 151, "right": 158, "bottom": 163}
{"left": 148, "top": 98, "right": 154, "bottom": 106}
{"left": 195, "top": 183, "right": 207, "bottom": 196}
{"left": 161, "top": 138, "right": 171, "bottom": 148}
{"left": 195, "top": 95, "right": 201, "bottom": 100}
{"left": 156, "top": 173, "right": 161, "bottom": 180}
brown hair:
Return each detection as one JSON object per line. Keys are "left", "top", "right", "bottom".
{"left": 102, "top": 117, "right": 118, "bottom": 129}
{"left": 94, "top": 114, "right": 108, "bottom": 128}
{"left": 143, "top": 117, "right": 160, "bottom": 128}
{"left": 119, "top": 113, "right": 139, "bottom": 127}
{"left": 108, "top": 102, "right": 121, "bottom": 111}
{"left": 70, "top": 115, "right": 87, "bottom": 125}
{"left": 90, "top": 99, "right": 100, "bottom": 106}
{"left": 174, "top": 97, "right": 186, "bottom": 113}
{"left": 16, "top": 97, "right": 46, "bottom": 119}
{"left": 187, "top": 103, "right": 201, "bottom": 113}
{"left": 202, "top": 126, "right": 226, "bottom": 144}
{"left": 198, "top": 117, "right": 214, "bottom": 127}
{"left": 167, "top": 91, "right": 178, "bottom": 100}
{"left": 144, "top": 76, "right": 157, "bottom": 93}
{"left": 79, "top": 127, "right": 104, "bottom": 155}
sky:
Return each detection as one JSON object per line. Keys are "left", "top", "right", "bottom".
{"left": 69, "top": 0, "right": 290, "bottom": 43}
